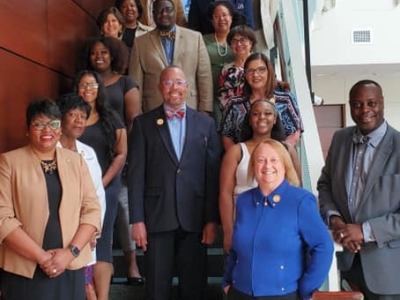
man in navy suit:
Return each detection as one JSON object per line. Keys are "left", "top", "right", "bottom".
{"left": 318, "top": 80, "right": 400, "bottom": 300}
{"left": 127, "top": 66, "right": 222, "bottom": 300}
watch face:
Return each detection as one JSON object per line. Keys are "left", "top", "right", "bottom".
{"left": 70, "top": 245, "right": 80, "bottom": 257}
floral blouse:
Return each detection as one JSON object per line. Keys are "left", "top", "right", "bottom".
{"left": 217, "top": 62, "right": 245, "bottom": 111}
{"left": 219, "top": 91, "right": 304, "bottom": 143}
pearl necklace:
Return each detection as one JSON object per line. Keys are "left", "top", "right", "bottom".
{"left": 214, "top": 33, "right": 228, "bottom": 57}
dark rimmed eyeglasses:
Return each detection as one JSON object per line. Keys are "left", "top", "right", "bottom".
{"left": 153, "top": 6, "right": 174, "bottom": 15}
{"left": 244, "top": 66, "right": 268, "bottom": 76}
{"left": 230, "top": 37, "right": 249, "bottom": 46}
{"left": 78, "top": 82, "right": 99, "bottom": 89}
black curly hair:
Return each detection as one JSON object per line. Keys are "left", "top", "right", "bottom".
{"left": 77, "top": 36, "right": 128, "bottom": 74}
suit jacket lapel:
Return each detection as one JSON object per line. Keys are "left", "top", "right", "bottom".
{"left": 172, "top": 26, "right": 182, "bottom": 64}
{"left": 180, "top": 107, "right": 196, "bottom": 162}
{"left": 150, "top": 30, "right": 168, "bottom": 66}
{"left": 154, "top": 107, "right": 179, "bottom": 165}
{"left": 339, "top": 131, "right": 355, "bottom": 222}
{"left": 362, "top": 128, "right": 393, "bottom": 201}
{"left": 343, "top": 130, "right": 354, "bottom": 197}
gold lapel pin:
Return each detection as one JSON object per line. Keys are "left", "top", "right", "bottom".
{"left": 156, "top": 118, "right": 164, "bottom": 126}
{"left": 273, "top": 195, "right": 281, "bottom": 203}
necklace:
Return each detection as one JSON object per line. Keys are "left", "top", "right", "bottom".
{"left": 31, "top": 149, "right": 58, "bottom": 174}
{"left": 214, "top": 33, "right": 228, "bottom": 57}
{"left": 40, "top": 160, "right": 58, "bottom": 174}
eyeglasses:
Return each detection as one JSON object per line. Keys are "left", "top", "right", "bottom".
{"left": 78, "top": 82, "right": 99, "bottom": 89}
{"left": 230, "top": 37, "right": 249, "bottom": 46}
{"left": 161, "top": 79, "right": 188, "bottom": 87}
{"left": 153, "top": 7, "right": 174, "bottom": 15}
{"left": 212, "top": 13, "right": 231, "bottom": 20}
{"left": 244, "top": 66, "right": 268, "bottom": 76}
{"left": 31, "top": 120, "right": 61, "bottom": 131}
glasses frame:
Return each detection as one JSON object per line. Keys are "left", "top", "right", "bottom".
{"left": 153, "top": 6, "right": 174, "bottom": 15}
{"left": 161, "top": 79, "right": 188, "bottom": 87}
{"left": 230, "top": 37, "right": 250, "bottom": 46}
{"left": 31, "top": 120, "right": 61, "bottom": 131}
{"left": 244, "top": 66, "right": 268, "bottom": 76}
{"left": 78, "top": 82, "right": 99, "bottom": 89}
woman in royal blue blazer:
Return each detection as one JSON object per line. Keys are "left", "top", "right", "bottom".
{"left": 222, "top": 139, "right": 334, "bottom": 300}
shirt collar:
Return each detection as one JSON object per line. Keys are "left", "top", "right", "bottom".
{"left": 163, "top": 103, "right": 186, "bottom": 113}
{"left": 358, "top": 120, "right": 387, "bottom": 148}
{"left": 252, "top": 179, "right": 290, "bottom": 208}
{"left": 158, "top": 25, "right": 176, "bottom": 33}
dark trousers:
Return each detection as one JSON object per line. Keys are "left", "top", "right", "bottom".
{"left": 341, "top": 254, "right": 400, "bottom": 300}
{"left": 145, "top": 228, "right": 207, "bottom": 300}
{"left": 227, "top": 286, "right": 299, "bottom": 300}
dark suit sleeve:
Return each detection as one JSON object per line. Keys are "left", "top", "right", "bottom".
{"left": 244, "top": 0, "right": 254, "bottom": 29}
{"left": 317, "top": 131, "right": 340, "bottom": 222}
{"left": 128, "top": 117, "right": 146, "bottom": 224}
{"left": 204, "top": 119, "right": 222, "bottom": 223}
{"left": 188, "top": 0, "right": 200, "bottom": 31}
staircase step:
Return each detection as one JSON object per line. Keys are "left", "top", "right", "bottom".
{"left": 112, "top": 248, "right": 225, "bottom": 279}
{"left": 110, "top": 282, "right": 224, "bottom": 300}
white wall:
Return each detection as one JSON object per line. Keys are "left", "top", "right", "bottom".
{"left": 311, "top": 0, "right": 400, "bottom": 66}
{"left": 313, "top": 75, "right": 400, "bottom": 130}
{"left": 310, "top": 0, "right": 400, "bottom": 131}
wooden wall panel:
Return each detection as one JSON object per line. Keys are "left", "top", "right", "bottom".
{"left": 48, "top": 0, "right": 98, "bottom": 77}
{"left": 74, "top": 0, "right": 116, "bottom": 19}
{"left": 0, "top": 0, "right": 49, "bottom": 65}
{"left": 0, "top": 0, "right": 112, "bottom": 152}
{"left": 0, "top": 49, "right": 70, "bottom": 153}
{"left": 313, "top": 104, "right": 346, "bottom": 160}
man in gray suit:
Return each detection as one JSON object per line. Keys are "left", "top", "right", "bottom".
{"left": 318, "top": 80, "right": 400, "bottom": 300}
{"left": 129, "top": 0, "right": 213, "bottom": 113}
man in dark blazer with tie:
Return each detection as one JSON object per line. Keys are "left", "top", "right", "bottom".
{"left": 318, "top": 80, "right": 400, "bottom": 300}
{"left": 127, "top": 66, "right": 222, "bottom": 300}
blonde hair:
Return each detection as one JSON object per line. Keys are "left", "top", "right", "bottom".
{"left": 248, "top": 139, "right": 300, "bottom": 187}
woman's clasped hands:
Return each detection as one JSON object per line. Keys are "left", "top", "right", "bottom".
{"left": 39, "top": 248, "right": 76, "bottom": 278}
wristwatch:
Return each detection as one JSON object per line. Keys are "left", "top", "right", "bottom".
{"left": 68, "top": 245, "right": 81, "bottom": 257}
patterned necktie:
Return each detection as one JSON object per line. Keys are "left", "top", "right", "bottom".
{"left": 352, "top": 133, "right": 370, "bottom": 144}
{"left": 159, "top": 30, "right": 175, "bottom": 40}
{"left": 165, "top": 109, "right": 185, "bottom": 119}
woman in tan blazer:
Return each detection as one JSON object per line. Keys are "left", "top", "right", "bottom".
{"left": 0, "top": 99, "right": 101, "bottom": 300}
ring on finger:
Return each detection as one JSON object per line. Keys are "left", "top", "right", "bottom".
{"left": 52, "top": 268, "right": 57, "bottom": 274}
{"left": 339, "top": 232, "right": 344, "bottom": 238}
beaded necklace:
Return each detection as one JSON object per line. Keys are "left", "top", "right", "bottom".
{"left": 214, "top": 33, "right": 228, "bottom": 57}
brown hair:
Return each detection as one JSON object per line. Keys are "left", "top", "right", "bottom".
{"left": 96, "top": 7, "right": 125, "bottom": 37}
{"left": 243, "top": 52, "right": 275, "bottom": 98}
{"left": 227, "top": 25, "right": 257, "bottom": 50}
{"left": 248, "top": 139, "right": 300, "bottom": 187}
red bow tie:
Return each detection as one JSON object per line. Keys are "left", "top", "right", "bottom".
{"left": 165, "top": 109, "right": 185, "bottom": 119}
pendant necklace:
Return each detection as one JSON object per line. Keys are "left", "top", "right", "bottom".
{"left": 31, "top": 149, "right": 58, "bottom": 174}
{"left": 39, "top": 159, "right": 58, "bottom": 174}
{"left": 214, "top": 33, "right": 228, "bottom": 57}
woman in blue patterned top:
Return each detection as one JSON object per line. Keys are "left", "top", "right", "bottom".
{"left": 219, "top": 52, "right": 303, "bottom": 150}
